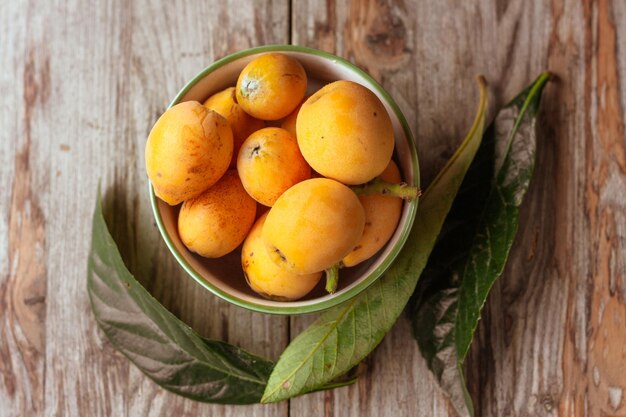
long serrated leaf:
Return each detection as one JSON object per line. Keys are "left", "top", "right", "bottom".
{"left": 87, "top": 192, "right": 274, "bottom": 404}
{"left": 411, "top": 72, "right": 550, "bottom": 417}
{"left": 261, "top": 77, "right": 489, "bottom": 403}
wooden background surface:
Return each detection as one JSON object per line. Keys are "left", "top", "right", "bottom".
{"left": 2, "top": 0, "right": 625, "bottom": 416}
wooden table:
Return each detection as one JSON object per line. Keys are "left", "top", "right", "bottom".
{"left": 2, "top": 1, "right": 625, "bottom": 416}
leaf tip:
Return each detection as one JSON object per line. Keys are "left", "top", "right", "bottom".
{"left": 540, "top": 70, "right": 553, "bottom": 80}
{"left": 537, "top": 71, "right": 553, "bottom": 90}
{"left": 260, "top": 392, "right": 278, "bottom": 404}
{"left": 475, "top": 74, "right": 487, "bottom": 89}
{"left": 260, "top": 380, "right": 287, "bottom": 404}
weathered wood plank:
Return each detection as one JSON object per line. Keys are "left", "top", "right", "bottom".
{"left": 291, "top": 1, "right": 478, "bottom": 415}
{"left": 289, "top": 0, "right": 624, "bottom": 416}
{"left": 0, "top": 1, "right": 290, "bottom": 416}
{"left": 465, "top": 1, "right": 626, "bottom": 416}
{"left": 0, "top": 2, "right": 46, "bottom": 417}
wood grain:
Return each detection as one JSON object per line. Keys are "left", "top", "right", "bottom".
{"left": 0, "top": 2, "right": 46, "bottom": 416}
{"left": 1, "top": 0, "right": 625, "bottom": 416}
{"left": 464, "top": 1, "right": 626, "bottom": 416}
{"left": 1, "top": 1, "right": 290, "bottom": 417}
{"left": 292, "top": 0, "right": 626, "bottom": 416}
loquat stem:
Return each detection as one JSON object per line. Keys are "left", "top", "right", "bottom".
{"left": 351, "top": 177, "right": 421, "bottom": 200}
{"left": 325, "top": 264, "right": 340, "bottom": 294}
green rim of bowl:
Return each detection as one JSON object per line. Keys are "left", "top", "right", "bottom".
{"left": 149, "top": 44, "right": 420, "bottom": 315}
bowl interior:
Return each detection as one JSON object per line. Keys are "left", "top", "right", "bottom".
{"left": 151, "top": 46, "right": 419, "bottom": 314}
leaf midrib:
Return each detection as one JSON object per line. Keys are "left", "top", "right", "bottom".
{"left": 262, "top": 297, "right": 359, "bottom": 401}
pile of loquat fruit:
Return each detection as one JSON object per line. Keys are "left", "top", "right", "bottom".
{"left": 145, "top": 53, "right": 418, "bottom": 301}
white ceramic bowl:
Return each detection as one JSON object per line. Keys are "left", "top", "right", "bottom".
{"left": 149, "top": 45, "right": 420, "bottom": 314}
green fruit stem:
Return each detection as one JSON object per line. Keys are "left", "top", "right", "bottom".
{"left": 325, "top": 264, "right": 340, "bottom": 294}
{"left": 351, "top": 178, "right": 421, "bottom": 200}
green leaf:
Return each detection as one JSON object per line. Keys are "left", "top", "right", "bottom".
{"left": 410, "top": 72, "right": 551, "bottom": 417}
{"left": 261, "top": 77, "right": 489, "bottom": 403}
{"left": 87, "top": 192, "right": 274, "bottom": 404}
